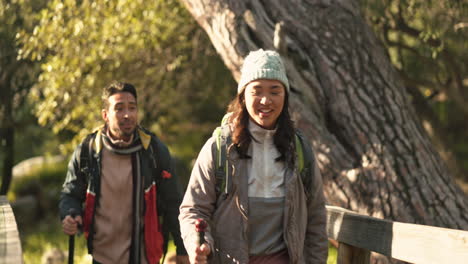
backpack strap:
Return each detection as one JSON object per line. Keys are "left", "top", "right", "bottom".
{"left": 79, "top": 133, "right": 96, "bottom": 180}
{"left": 295, "top": 134, "right": 305, "bottom": 173}
{"left": 148, "top": 140, "right": 162, "bottom": 184}
{"left": 295, "top": 131, "right": 315, "bottom": 200}
{"left": 213, "top": 125, "right": 232, "bottom": 199}
{"left": 148, "top": 138, "right": 168, "bottom": 258}
{"left": 138, "top": 127, "right": 165, "bottom": 181}
{"left": 143, "top": 131, "right": 172, "bottom": 260}
{"left": 212, "top": 125, "right": 315, "bottom": 201}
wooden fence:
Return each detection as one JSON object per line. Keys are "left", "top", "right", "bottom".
{"left": 327, "top": 205, "right": 468, "bottom": 264}
{"left": 0, "top": 196, "right": 23, "bottom": 264}
{"left": 1, "top": 196, "right": 468, "bottom": 264}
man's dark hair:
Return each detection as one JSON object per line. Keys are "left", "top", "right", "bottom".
{"left": 102, "top": 81, "right": 137, "bottom": 109}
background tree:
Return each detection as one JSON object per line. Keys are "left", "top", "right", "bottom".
{"left": 18, "top": 0, "right": 236, "bottom": 183}
{"left": 0, "top": 0, "right": 49, "bottom": 194}
{"left": 180, "top": 0, "right": 468, "bottom": 230}
{"left": 361, "top": 0, "right": 468, "bottom": 182}
{"left": 18, "top": 0, "right": 467, "bottom": 228}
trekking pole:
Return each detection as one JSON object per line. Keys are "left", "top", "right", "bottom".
{"left": 68, "top": 208, "right": 78, "bottom": 264}
{"left": 195, "top": 219, "right": 241, "bottom": 263}
{"left": 195, "top": 218, "right": 207, "bottom": 246}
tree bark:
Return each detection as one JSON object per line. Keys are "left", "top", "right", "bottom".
{"left": 181, "top": 0, "right": 468, "bottom": 229}
{"left": 0, "top": 79, "right": 14, "bottom": 195}
{"left": 0, "top": 126, "right": 14, "bottom": 195}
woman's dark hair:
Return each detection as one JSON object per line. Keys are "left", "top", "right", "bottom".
{"left": 102, "top": 81, "right": 137, "bottom": 109}
{"left": 227, "top": 90, "right": 296, "bottom": 167}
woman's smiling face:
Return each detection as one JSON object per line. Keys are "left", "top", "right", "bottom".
{"left": 243, "top": 79, "right": 286, "bottom": 130}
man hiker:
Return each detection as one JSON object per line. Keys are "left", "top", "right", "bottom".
{"left": 60, "top": 81, "right": 189, "bottom": 264}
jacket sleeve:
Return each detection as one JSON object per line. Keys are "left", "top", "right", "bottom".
{"left": 59, "top": 143, "right": 88, "bottom": 220}
{"left": 304, "top": 154, "right": 329, "bottom": 264}
{"left": 156, "top": 142, "right": 188, "bottom": 255}
{"left": 178, "top": 137, "right": 217, "bottom": 259}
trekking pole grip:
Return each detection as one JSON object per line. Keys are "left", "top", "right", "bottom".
{"left": 195, "top": 218, "right": 207, "bottom": 246}
{"left": 68, "top": 208, "right": 78, "bottom": 264}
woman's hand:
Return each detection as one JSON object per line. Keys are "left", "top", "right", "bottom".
{"left": 190, "top": 243, "right": 211, "bottom": 264}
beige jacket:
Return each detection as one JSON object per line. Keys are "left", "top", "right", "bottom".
{"left": 179, "top": 136, "right": 328, "bottom": 264}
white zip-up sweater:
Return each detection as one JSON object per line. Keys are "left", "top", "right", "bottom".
{"left": 247, "top": 120, "right": 287, "bottom": 256}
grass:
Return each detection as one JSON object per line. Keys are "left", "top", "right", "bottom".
{"left": 22, "top": 219, "right": 90, "bottom": 263}
{"left": 327, "top": 242, "right": 338, "bottom": 264}
{"left": 8, "top": 160, "right": 82, "bottom": 263}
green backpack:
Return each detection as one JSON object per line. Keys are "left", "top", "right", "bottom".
{"left": 212, "top": 123, "right": 315, "bottom": 201}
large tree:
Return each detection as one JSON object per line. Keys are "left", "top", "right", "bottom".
{"left": 180, "top": 0, "right": 468, "bottom": 229}
{"left": 361, "top": 0, "right": 468, "bottom": 181}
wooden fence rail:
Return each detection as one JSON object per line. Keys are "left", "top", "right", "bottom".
{"left": 0, "top": 196, "right": 23, "bottom": 264}
{"left": 1, "top": 197, "right": 468, "bottom": 264}
{"left": 326, "top": 205, "right": 468, "bottom": 264}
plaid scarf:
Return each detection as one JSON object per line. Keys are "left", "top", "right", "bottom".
{"left": 101, "top": 129, "right": 142, "bottom": 154}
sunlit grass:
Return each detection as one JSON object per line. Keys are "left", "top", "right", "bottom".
{"left": 23, "top": 230, "right": 337, "bottom": 264}
{"left": 21, "top": 215, "right": 90, "bottom": 263}
{"left": 327, "top": 242, "right": 338, "bottom": 264}
{"left": 21, "top": 218, "right": 337, "bottom": 263}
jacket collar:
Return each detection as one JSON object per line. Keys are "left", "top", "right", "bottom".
{"left": 137, "top": 128, "right": 151, "bottom": 150}
{"left": 248, "top": 119, "right": 277, "bottom": 142}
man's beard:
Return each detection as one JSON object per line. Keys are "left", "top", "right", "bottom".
{"left": 117, "top": 121, "right": 136, "bottom": 137}
{"left": 107, "top": 123, "right": 136, "bottom": 141}
{"left": 118, "top": 127, "right": 135, "bottom": 138}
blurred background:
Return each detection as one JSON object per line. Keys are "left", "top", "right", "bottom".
{"left": 0, "top": 0, "right": 466, "bottom": 262}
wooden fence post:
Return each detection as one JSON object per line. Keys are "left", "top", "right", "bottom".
{"left": 337, "top": 242, "right": 370, "bottom": 264}
{"left": 0, "top": 196, "right": 23, "bottom": 264}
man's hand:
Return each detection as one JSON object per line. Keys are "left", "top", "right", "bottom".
{"left": 176, "top": 255, "right": 190, "bottom": 264}
{"left": 189, "top": 243, "right": 211, "bottom": 264}
{"left": 62, "top": 215, "right": 83, "bottom": 235}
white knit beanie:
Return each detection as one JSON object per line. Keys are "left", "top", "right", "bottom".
{"left": 237, "top": 49, "right": 290, "bottom": 94}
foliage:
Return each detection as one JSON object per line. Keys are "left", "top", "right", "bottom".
{"left": 8, "top": 159, "right": 66, "bottom": 202}
{"left": 0, "top": 0, "right": 49, "bottom": 194}
{"left": 20, "top": 0, "right": 467, "bottom": 184}
{"left": 360, "top": 0, "right": 468, "bottom": 180}
{"left": 18, "top": 0, "right": 236, "bottom": 184}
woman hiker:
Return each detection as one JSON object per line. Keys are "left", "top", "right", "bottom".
{"left": 179, "top": 49, "right": 328, "bottom": 264}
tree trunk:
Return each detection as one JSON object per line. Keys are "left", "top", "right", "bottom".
{"left": 0, "top": 126, "right": 14, "bottom": 195}
{"left": 0, "top": 81, "right": 14, "bottom": 195}
{"left": 181, "top": 0, "right": 468, "bottom": 229}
